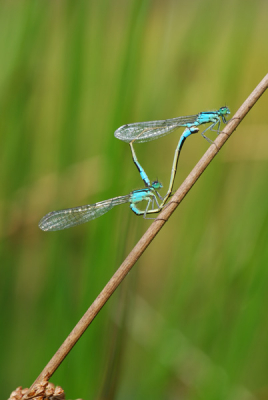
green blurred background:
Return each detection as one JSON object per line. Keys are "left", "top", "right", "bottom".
{"left": 1, "top": 0, "right": 268, "bottom": 399}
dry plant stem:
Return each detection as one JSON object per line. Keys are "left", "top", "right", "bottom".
{"left": 27, "top": 73, "right": 268, "bottom": 393}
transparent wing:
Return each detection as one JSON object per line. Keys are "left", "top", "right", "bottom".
{"left": 39, "top": 195, "right": 130, "bottom": 231}
{"left": 114, "top": 114, "right": 198, "bottom": 143}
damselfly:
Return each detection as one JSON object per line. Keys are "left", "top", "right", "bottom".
{"left": 114, "top": 107, "right": 230, "bottom": 187}
{"left": 114, "top": 106, "right": 230, "bottom": 144}
{"left": 39, "top": 181, "right": 163, "bottom": 231}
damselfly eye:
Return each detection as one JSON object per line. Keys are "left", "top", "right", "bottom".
{"left": 219, "top": 106, "right": 230, "bottom": 115}
{"left": 152, "top": 180, "right": 163, "bottom": 189}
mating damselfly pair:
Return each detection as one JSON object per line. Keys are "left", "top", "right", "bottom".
{"left": 39, "top": 107, "right": 230, "bottom": 231}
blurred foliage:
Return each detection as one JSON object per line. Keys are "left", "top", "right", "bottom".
{"left": 1, "top": 0, "right": 268, "bottom": 399}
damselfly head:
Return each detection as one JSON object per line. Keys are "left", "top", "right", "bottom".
{"left": 152, "top": 180, "right": 163, "bottom": 190}
{"left": 219, "top": 106, "right": 230, "bottom": 115}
